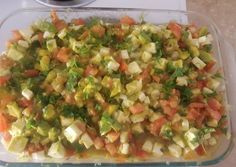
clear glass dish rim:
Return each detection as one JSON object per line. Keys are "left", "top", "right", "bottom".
{"left": 0, "top": 7, "right": 234, "bottom": 167}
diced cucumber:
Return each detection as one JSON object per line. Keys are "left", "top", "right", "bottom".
{"left": 128, "top": 61, "right": 142, "bottom": 74}
{"left": 192, "top": 57, "right": 206, "bottom": 70}
{"left": 176, "top": 76, "right": 188, "bottom": 86}
{"left": 152, "top": 142, "right": 163, "bottom": 156}
{"left": 199, "top": 50, "right": 214, "bottom": 63}
{"left": 120, "top": 50, "right": 129, "bottom": 59}
{"left": 184, "top": 128, "right": 199, "bottom": 150}
{"left": 46, "top": 39, "right": 57, "bottom": 52}
{"left": 189, "top": 46, "right": 200, "bottom": 57}
{"left": 37, "top": 121, "right": 51, "bottom": 137}
{"left": 141, "top": 51, "right": 152, "bottom": 63}
{"left": 119, "top": 143, "right": 129, "bottom": 155}
{"left": 132, "top": 123, "right": 144, "bottom": 134}
{"left": 173, "top": 135, "right": 185, "bottom": 148}
{"left": 9, "top": 119, "right": 25, "bottom": 137}
{"left": 155, "top": 58, "right": 168, "bottom": 70}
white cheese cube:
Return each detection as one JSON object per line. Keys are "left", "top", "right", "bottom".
{"left": 43, "top": 31, "right": 55, "bottom": 39}
{"left": 173, "top": 135, "right": 185, "bottom": 148}
{"left": 176, "top": 76, "right": 188, "bottom": 86}
{"left": 63, "top": 121, "right": 83, "bottom": 143}
{"left": 184, "top": 128, "right": 200, "bottom": 150}
{"left": 141, "top": 51, "right": 152, "bottom": 63}
{"left": 100, "top": 47, "right": 110, "bottom": 55}
{"left": 119, "top": 143, "right": 129, "bottom": 155}
{"left": 142, "top": 139, "right": 153, "bottom": 152}
{"left": 107, "top": 60, "right": 120, "bottom": 71}
{"left": 128, "top": 61, "right": 142, "bottom": 74}
{"left": 120, "top": 50, "right": 129, "bottom": 59}
{"left": 22, "top": 88, "right": 34, "bottom": 100}
{"left": 168, "top": 144, "right": 182, "bottom": 158}
{"left": 19, "top": 27, "right": 34, "bottom": 40}
{"left": 120, "top": 131, "right": 129, "bottom": 143}
{"left": 48, "top": 141, "right": 66, "bottom": 158}
{"left": 79, "top": 133, "right": 94, "bottom": 149}
{"left": 152, "top": 142, "right": 163, "bottom": 156}
{"left": 32, "top": 151, "right": 46, "bottom": 160}
{"left": 132, "top": 123, "right": 144, "bottom": 133}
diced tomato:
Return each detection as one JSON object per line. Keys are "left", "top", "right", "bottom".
{"left": 17, "top": 97, "right": 33, "bottom": 108}
{"left": 2, "top": 132, "right": 12, "bottom": 142}
{"left": 94, "top": 137, "right": 105, "bottom": 150}
{"left": 188, "top": 24, "right": 199, "bottom": 38}
{"left": 138, "top": 65, "right": 151, "bottom": 80}
{"left": 75, "top": 121, "right": 86, "bottom": 132}
{"left": 117, "top": 58, "right": 128, "bottom": 72}
{"left": 56, "top": 47, "right": 70, "bottom": 63}
{"left": 160, "top": 100, "right": 177, "bottom": 118}
{"left": 64, "top": 93, "right": 76, "bottom": 105}
{"left": 106, "top": 131, "right": 120, "bottom": 143}
{"left": 0, "top": 113, "right": 9, "bottom": 132}
{"left": 168, "top": 22, "right": 182, "bottom": 40}
{"left": 195, "top": 144, "right": 206, "bottom": 156}
{"left": 71, "top": 18, "right": 85, "bottom": 25}
{"left": 196, "top": 112, "right": 206, "bottom": 127}
{"left": 50, "top": 10, "right": 67, "bottom": 31}
{"left": 0, "top": 75, "right": 11, "bottom": 86}
{"left": 120, "top": 16, "right": 135, "bottom": 25}
{"left": 91, "top": 25, "right": 105, "bottom": 38}
{"left": 38, "top": 32, "right": 44, "bottom": 45}
{"left": 12, "top": 30, "right": 23, "bottom": 41}
{"left": 26, "top": 143, "right": 44, "bottom": 155}
{"left": 54, "top": 20, "right": 67, "bottom": 32}
{"left": 105, "top": 143, "right": 117, "bottom": 156}
{"left": 50, "top": 9, "right": 59, "bottom": 23}
{"left": 207, "top": 107, "right": 221, "bottom": 121}
{"left": 0, "top": 94, "right": 14, "bottom": 109}
{"left": 129, "top": 103, "right": 145, "bottom": 114}
{"left": 114, "top": 27, "right": 125, "bottom": 41}
{"left": 84, "top": 65, "right": 98, "bottom": 76}
{"left": 204, "top": 61, "right": 216, "bottom": 72}
{"left": 149, "top": 116, "right": 167, "bottom": 135}
{"left": 79, "top": 30, "right": 89, "bottom": 40}
{"left": 189, "top": 102, "right": 206, "bottom": 109}
{"left": 187, "top": 108, "right": 201, "bottom": 121}
{"left": 24, "top": 69, "right": 39, "bottom": 77}
{"left": 152, "top": 75, "right": 160, "bottom": 83}
{"left": 66, "top": 148, "right": 76, "bottom": 157}
{"left": 207, "top": 98, "right": 221, "bottom": 111}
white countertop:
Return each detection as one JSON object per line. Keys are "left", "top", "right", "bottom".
{"left": 0, "top": 0, "right": 235, "bottom": 167}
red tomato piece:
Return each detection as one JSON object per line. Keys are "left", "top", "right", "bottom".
{"left": 129, "top": 103, "right": 145, "bottom": 114}
{"left": 120, "top": 16, "right": 135, "bottom": 25}
{"left": 168, "top": 22, "right": 182, "bottom": 40}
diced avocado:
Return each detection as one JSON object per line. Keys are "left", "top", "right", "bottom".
{"left": 7, "top": 102, "right": 22, "bottom": 118}
{"left": 40, "top": 56, "right": 50, "bottom": 71}
{"left": 160, "top": 123, "right": 173, "bottom": 140}
{"left": 126, "top": 80, "right": 142, "bottom": 95}
{"left": 48, "top": 127, "right": 59, "bottom": 142}
{"left": 7, "top": 47, "right": 24, "bottom": 61}
{"left": 48, "top": 141, "right": 66, "bottom": 158}
{"left": 79, "top": 133, "right": 94, "bottom": 149}
{"left": 144, "top": 42, "right": 156, "bottom": 54}
{"left": 58, "top": 28, "right": 68, "bottom": 39}
{"left": 179, "top": 51, "right": 190, "bottom": 60}
{"left": 155, "top": 58, "right": 168, "bottom": 70}
{"left": 37, "top": 121, "right": 51, "bottom": 136}
{"left": 192, "top": 57, "right": 206, "bottom": 70}
{"left": 63, "top": 120, "right": 84, "bottom": 143}
{"left": 9, "top": 119, "right": 25, "bottom": 136}
{"left": 43, "top": 104, "right": 56, "bottom": 121}
{"left": 99, "top": 113, "right": 121, "bottom": 135}
{"left": 207, "top": 78, "right": 220, "bottom": 90}
{"left": 172, "top": 59, "right": 183, "bottom": 68}
{"left": 7, "top": 136, "right": 28, "bottom": 153}
{"left": 189, "top": 46, "right": 200, "bottom": 57}
{"left": 106, "top": 104, "right": 119, "bottom": 115}
{"left": 198, "top": 26, "right": 208, "bottom": 37}
{"left": 46, "top": 39, "right": 57, "bottom": 52}
{"left": 101, "top": 76, "right": 112, "bottom": 88}
{"left": 199, "top": 50, "right": 214, "bottom": 63}
{"left": 184, "top": 128, "right": 200, "bottom": 150}
{"left": 110, "top": 78, "right": 121, "bottom": 97}
{"left": 91, "top": 53, "right": 102, "bottom": 65}
{"left": 207, "top": 119, "right": 218, "bottom": 127}
{"left": 38, "top": 49, "right": 50, "bottom": 57}
{"left": 69, "top": 38, "right": 82, "bottom": 54}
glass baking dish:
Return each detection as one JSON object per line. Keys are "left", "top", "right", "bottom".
{"left": 0, "top": 7, "right": 235, "bottom": 167}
